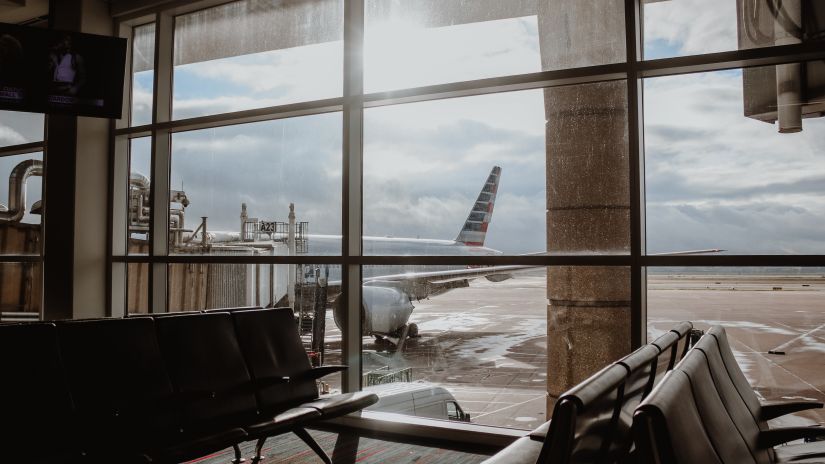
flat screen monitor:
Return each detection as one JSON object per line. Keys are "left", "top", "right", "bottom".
{"left": 0, "top": 22, "right": 127, "bottom": 119}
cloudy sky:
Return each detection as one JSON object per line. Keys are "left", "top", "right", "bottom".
{"left": 2, "top": 0, "right": 823, "bottom": 254}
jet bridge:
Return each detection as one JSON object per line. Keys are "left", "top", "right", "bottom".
{"left": 738, "top": 0, "right": 825, "bottom": 132}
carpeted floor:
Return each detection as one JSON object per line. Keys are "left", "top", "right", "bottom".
{"left": 186, "top": 428, "right": 493, "bottom": 464}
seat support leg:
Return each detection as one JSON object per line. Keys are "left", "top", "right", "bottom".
{"left": 294, "top": 428, "right": 332, "bottom": 464}
{"left": 231, "top": 444, "right": 245, "bottom": 464}
{"left": 251, "top": 437, "right": 267, "bottom": 464}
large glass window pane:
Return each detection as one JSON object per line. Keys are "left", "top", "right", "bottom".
{"left": 0, "top": 262, "right": 41, "bottom": 319}
{"left": 364, "top": 91, "right": 546, "bottom": 255}
{"left": 0, "top": 111, "right": 44, "bottom": 148}
{"left": 364, "top": 82, "right": 629, "bottom": 256}
{"left": 169, "top": 113, "right": 342, "bottom": 255}
{"left": 365, "top": 0, "right": 625, "bottom": 93}
{"left": 127, "top": 262, "right": 149, "bottom": 314}
{"left": 643, "top": 0, "right": 824, "bottom": 60}
{"left": 131, "top": 23, "right": 155, "bottom": 126}
{"left": 648, "top": 267, "right": 825, "bottom": 426}
{"left": 0, "top": 152, "right": 43, "bottom": 255}
{"left": 128, "top": 138, "right": 151, "bottom": 255}
{"left": 361, "top": 264, "right": 548, "bottom": 429}
{"left": 166, "top": 262, "right": 342, "bottom": 390}
{"left": 644, "top": 62, "right": 825, "bottom": 255}
{"left": 172, "top": 0, "right": 343, "bottom": 120}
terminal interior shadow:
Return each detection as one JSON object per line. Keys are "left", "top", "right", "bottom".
{"left": 188, "top": 428, "right": 493, "bottom": 464}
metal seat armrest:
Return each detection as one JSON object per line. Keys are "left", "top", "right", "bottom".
{"left": 761, "top": 401, "right": 824, "bottom": 421}
{"left": 758, "top": 426, "right": 825, "bottom": 448}
{"left": 293, "top": 365, "right": 348, "bottom": 381}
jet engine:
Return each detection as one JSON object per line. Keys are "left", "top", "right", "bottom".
{"left": 333, "top": 286, "right": 415, "bottom": 337}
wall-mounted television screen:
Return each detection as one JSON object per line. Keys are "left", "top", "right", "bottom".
{"left": 0, "top": 23, "right": 126, "bottom": 119}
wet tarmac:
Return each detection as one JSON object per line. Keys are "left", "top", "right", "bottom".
{"left": 318, "top": 272, "right": 825, "bottom": 430}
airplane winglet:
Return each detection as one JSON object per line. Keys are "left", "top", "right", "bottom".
{"left": 456, "top": 166, "right": 501, "bottom": 247}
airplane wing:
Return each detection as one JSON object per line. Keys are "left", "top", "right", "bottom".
{"left": 322, "top": 249, "right": 724, "bottom": 301}
{"left": 326, "top": 264, "right": 538, "bottom": 301}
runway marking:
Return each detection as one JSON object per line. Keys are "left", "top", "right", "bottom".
{"left": 732, "top": 338, "right": 825, "bottom": 398}
{"left": 470, "top": 394, "right": 546, "bottom": 420}
{"left": 767, "top": 322, "right": 825, "bottom": 353}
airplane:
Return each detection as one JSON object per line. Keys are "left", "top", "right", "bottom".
{"left": 131, "top": 165, "right": 721, "bottom": 347}
{"left": 236, "top": 165, "right": 536, "bottom": 346}
{"left": 321, "top": 166, "right": 539, "bottom": 346}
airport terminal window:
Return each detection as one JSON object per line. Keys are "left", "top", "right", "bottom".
{"left": 647, "top": 267, "right": 825, "bottom": 427}
{"left": 363, "top": 91, "right": 546, "bottom": 255}
{"left": 130, "top": 23, "right": 154, "bottom": 126}
{"left": 171, "top": 0, "right": 343, "bottom": 120}
{"left": 0, "top": 111, "right": 43, "bottom": 321}
{"left": 168, "top": 113, "right": 343, "bottom": 256}
{"left": 363, "top": 81, "right": 630, "bottom": 256}
{"left": 361, "top": 265, "right": 548, "bottom": 429}
{"left": 128, "top": 137, "right": 151, "bottom": 255}
{"left": 111, "top": 0, "right": 825, "bottom": 434}
{"left": 643, "top": 0, "right": 824, "bottom": 59}
{"left": 644, "top": 62, "right": 825, "bottom": 255}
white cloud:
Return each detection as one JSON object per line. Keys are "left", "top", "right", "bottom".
{"left": 365, "top": 16, "right": 540, "bottom": 92}
{"left": 0, "top": 125, "right": 25, "bottom": 146}
{"left": 645, "top": 70, "right": 825, "bottom": 254}
{"left": 171, "top": 41, "right": 342, "bottom": 119}
{"left": 644, "top": 0, "right": 738, "bottom": 56}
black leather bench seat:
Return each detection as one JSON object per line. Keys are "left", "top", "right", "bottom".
{"left": 634, "top": 326, "right": 825, "bottom": 464}
{"left": 1, "top": 308, "right": 379, "bottom": 464}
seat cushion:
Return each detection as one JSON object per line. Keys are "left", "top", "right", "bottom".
{"left": 245, "top": 407, "right": 321, "bottom": 438}
{"left": 301, "top": 392, "right": 379, "bottom": 418}
{"left": 481, "top": 437, "right": 542, "bottom": 464}
{"left": 775, "top": 441, "right": 825, "bottom": 463}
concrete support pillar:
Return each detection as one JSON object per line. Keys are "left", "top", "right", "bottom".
{"left": 538, "top": 0, "right": 632, "bottom": 406}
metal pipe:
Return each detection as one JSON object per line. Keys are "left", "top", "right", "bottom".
{"left": 0, "top": 159, "right": 43, "bottom": 223}
{"left": 774, "top": 0, "right": 803, "bottom": 133}
{"left": 130, "top": 171, "right": 150, "bottom": 190}
{"left": 288, "top": 203, "right": 296, "bottom": 308}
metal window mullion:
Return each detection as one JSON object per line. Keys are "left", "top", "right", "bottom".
{"left": 110, "top": 20, "right": 140, "bottom": 318}
{"left": 149, "top": 11, "right": 174, "bottom": 314}
{"left": 342, "top": 0, "right": 364, "bottom": 393}
{"left": 626, "top": 0, "right": 646, "bottom": 349}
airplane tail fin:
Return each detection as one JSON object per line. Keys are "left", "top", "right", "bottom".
{"left": 456, "top": 166, "right": 501, "bottom": 246}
